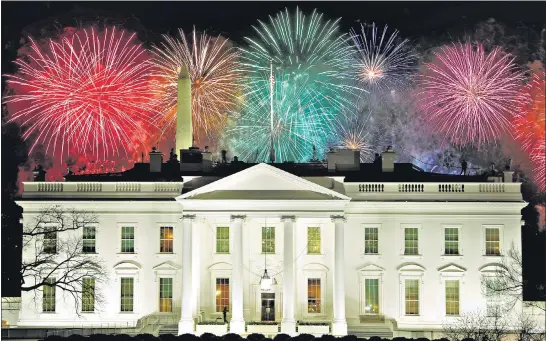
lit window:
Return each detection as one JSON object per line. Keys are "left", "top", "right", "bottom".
{"left": 404, "top": 228, "right": 419, "bottom": 255}
{"left": 43, "top": 277, "right": 56, "bottom": 312}
{"left": 82, "top": 277, "right": 95, "bottom": 312}
{"left": 43, "top": 227, "right": 57, "bottom": 254}
{"left": 445, "top": 280, "right": 459, "bottom": 315}
{"left": 216, "top": 227, "right": 230, "bottom": 253}
{"left": 262, "top": 227, "right": 275, "bottom": 254}
{"left": 159, "top": 226, "right": 173, "bottom": 253}
{"left": 444, "top": 228, "right": 459, "bottom": 255}
{"left": 307, "top": 278, "right": 321, "bottom": 313}
{"left": 405, "top": 279, "right": 419, "bottom": 315}
{"left": 159, "top": 278, "right": 173, "bottom": 312}
{"left": 307, "top": 227, "right": 321, "bottom": 254}
{"left": 83, "top": 226, "right": 96, "bottom": 253}
{"left": 364, "top": 279, "right": 379, "bottom": 314}
{"left": 485, "top": 228, "right": 500, "bottom": 255}
{"left": 121, "top": 226, "right": 135, "bottom": 253}
{"left": 216, "top": 278, "right": 229, "bottom": 312}
{"left": 364, "top": 227, "right": 379, "bottom": 254}
{"left": 120, "top": 277, "right": 134, "bottom": 312}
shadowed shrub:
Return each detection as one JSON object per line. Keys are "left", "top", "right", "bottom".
{"left": 273, "top": 334, "right": 291, "bottom": 341}
{"left": 247, "top": 334, "right": 266, "bottom": 341}
{"left": 159, "top": 334, "right": 180, "bottom": 341}
{"left": 222, "top": 333, "right": 243, "bottom": 341}
{"left": 180, "top": 334, "right": 201, "bottom": 341}
{"left": 200, "top": 333, "right": 219, "bottom": 341}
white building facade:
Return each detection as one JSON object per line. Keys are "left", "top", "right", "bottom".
{"left": 16, "top": 160, "right": 527, "bottom": 337}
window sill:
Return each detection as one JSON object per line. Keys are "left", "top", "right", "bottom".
{"left": 82, "top": 252, "right": 98, "bottom": 255}
{"left": 214, "top": 253, "right": 230, "bottom": 256}
{"left": 261, "top": 253, "right": 278, "bottom": 256}
{"left": 306, "top": 253, "right": 325, "bottom": 256}
{"left": 119, "top": 311, "right": 136, "bottom": 314}
{"left": 361, "top": 253, "right": 381, "bottom": 258}
{"left": 117, "top": 252, "right": 137, "bottom": 255}
{"left": 156, "top": 253, "right": 176, "bottom": 257}
{"left": 41, "top": 312, "right": 57, "bottom": 314}
{"left": 81, "top": 311, "right": 96, "bottom": 314}
{"left": 483, "top": 254, "right": 502, "bottom": 257}
{"left": 401, "top": 255, "right": 422, "bottom": 259}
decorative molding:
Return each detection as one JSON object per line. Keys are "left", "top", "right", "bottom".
{"left": 331, "top": 215, "right": 346, "bottom": 223}
{"left": 438, "top": 263, "right": 466, "bottom": 273}
{"left": 357, "top": 264, "right": 386, "bottom": 273}
{"left": 181, "top": 214, "right": 196, "bottom": 221}
{"left": 152, "top": 261, "right": 181, "bottom": 271}
{"left": 230, "top": 215, "right": 246, "bottom": 222}
{"left": 397, "top": 263, "right": 426, "bottom": 273}
{"left": 113, "top": 260, "right": 142, "bottom": 270}
{"left": 281, "top": 215, "right": 296, "bottom": 222}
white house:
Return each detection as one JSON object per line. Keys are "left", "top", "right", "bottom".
{"left": 16, "top": 146, "right": 527, "bottom": 338}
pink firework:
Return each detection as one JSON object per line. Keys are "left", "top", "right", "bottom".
{"left": 417, "top": 42, "right": 525, "bottom": 148}
{"left": 4, "top": 26, "right": 158, "bottom": 161}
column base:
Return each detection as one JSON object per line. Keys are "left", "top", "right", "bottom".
{"left": 229, "top": 318, "right": 245, "bottom": 334}
{"left": 178, "top": 318, "right": 195, "bottom": 335}
{"left": 281, "top": 319, "right": 297, "bottom": 335}
{"left": 332, "top": 319, "right": 347, "bottom": 336}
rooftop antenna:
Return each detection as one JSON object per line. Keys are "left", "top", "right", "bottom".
{"left": 269, "top": 60, "right": 276, "bottom": 163}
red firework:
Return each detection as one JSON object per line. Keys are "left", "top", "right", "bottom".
{"left": 417, "top": 42, "right": 525, "bottom": 148}
{"left": 4, "top": 26, "right": 159, "bottom": 161}
{"left": 513, "top": 69, "right": 545, "bottom": 191}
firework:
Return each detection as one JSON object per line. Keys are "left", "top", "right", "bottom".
{"left": 4, "top": 27, "right": 157, "bottom": 160}
{"left": 417, "top": 42, "right": 525, "bottom": 148}
{"left": 351, "top": 23, "right": 416, "bottom": 92}
{"left": 331, "top": 108, "right": 374, "bottom": 162}
{"left": 226, "top": 73, "right": 332, "bottom": 163}
{"left": 152, "top": 29, "right": 244, "bottom": 143}
{"left": 513, "top": 71, "right": 545, "bottom": 191}
{"left": 241, "top": 7, "right": 361, "bottom": 109}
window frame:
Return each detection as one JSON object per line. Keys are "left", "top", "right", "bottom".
{"left": 261, "top": 226, "right": 276, "bottom": 254}
{"left": 215, "top": 277, "right": 230, "bottom": 313}
{"left": 442, "top": 225, "right": 462, "bottom": 256}
{"left": 82, "top": 225, "right": 97, "bottom": 254}
{"left": 159, "top": 226, "right": 174, "bottom": 254}
{"left": 483, "top": 225, "right": 503, "bottom": 256}
{"left": 401, "top": 224, "right": 421, "bottom": 256}
{"left": 363, "top": 225, "right": 380, "bottom": 255}
{"left": 159, "top": 277, "right": 173, "bottom": 313}
{"left": 398, "top": 264, "right": 424, "bottom": 318}
{"left": 118, "top": 224, "right": 136, "bottom": 254}
{"left": 307, "top": 226, "right": 322, "bottom": 255}
{"left": 307, "top": 278, "right": 322, "bottom": 314}
{"left": 42, "top": 277, "right": 56, "bottom": 313}
{"left": 445, "top": 279, "right": 460, "bottom": 316}
{"left": 216, "top": 226, "right": 230, "bottom": 254}
{"left": 120, "top": 277, "right": 135, "bottom": 312}
{"left": 358, "top": 264, "right": 384, "bottom": 315}
{"left": 300, "top": 264, "right": 328, "bottom": 318}
{"left": 43, "top": 224, "right": 58, "bottom": 254}
{"left": 82, "top": 277, "right": 95, "bottom": 313}
{"left": 404, "top": 279, "right": 420, "bottom": 316}
{"left": 209, "top": 264, "right": 232, "bottom": 316}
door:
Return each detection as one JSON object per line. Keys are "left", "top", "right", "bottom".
{"left": 261, "top": 293, "right": 275, "bottom": 321}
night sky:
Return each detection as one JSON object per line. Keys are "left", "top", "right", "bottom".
{"left": 1, "top": 1, "right": 545, "bottom": 298}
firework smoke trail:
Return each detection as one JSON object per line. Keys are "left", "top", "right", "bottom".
{"left": 417, "top": 42, "right": 525, "bottom": 149}
{"left": 152, "top": 28, "right": 244, "bottom": 143}
{"left": 226, "top": 73, "right": 332, "bottom": 163}
{"left": 4, "top": 27, "right": 158, "bottom": 161}
{"left": 240, "top": 7, "right": 361, "bottom": 111}
{"left": 351, "top": 23, "right": 416, "bottom": 93}
{"left": 513, "top": 71, "right": 545, "bottom": 191}
{"left": 331, "top": 108, "right": 374, "bottom": 162}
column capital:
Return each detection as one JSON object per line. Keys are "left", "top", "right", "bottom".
{"left": 281, "top": 215, "right": 296, "bottom": 222}
{"left": 230, "top": 214, "right": 246, "bottom": 222}
{"left": 331, "top": 215, "right": 346, "bottom": 223}
{"left": 181, "top": 214, "right": 196, "bottom": 221}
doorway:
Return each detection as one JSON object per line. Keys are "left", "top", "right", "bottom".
{"left": 261, "top": 293, "right": 275, "bottom": 321}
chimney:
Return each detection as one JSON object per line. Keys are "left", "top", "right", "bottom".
{"left": 149, "top": 147, "right": 163, "bottom": 173}
{"left": 381, "top": 146, "right": 396, "bottom": 172}
{"left": 176, "top": 64, "right": 192, "bottom": 156}
{"left": 32, "top": 164, "right": 46, "bottom": 182}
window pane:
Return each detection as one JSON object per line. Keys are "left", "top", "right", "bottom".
{"left": 160, "top": 226, "right": 173, "bottom": 253}
{"left": 121, "top": 226, "right": 135, "bottom": 253}
{"left": 444, "top": 228, "right": 459, "bottom": 255}
{"left": 404, "top": 228, "right": 418, "bottom": 255}
{"left": 216, "top": 227, "right": 230, "bottom": 253}
{"left": 43, "top": 228, "right": 57, "bottom": 254}
{"left": 445, "top": 280, "right": 459, "bottom": 315}
{"left": 405, "top": 279, "right": 419, "bottom": 315}
{"left": 365, "top": 227, "right": 379, "bottom": 254}
{"left": 159, "top": 278, "right": 173, "bottom": 312}
{"left": 307, "top": 278, "right": 321, "bottom": 313}
{"left": 82, "top": 277, "right": 95, "bottom": 312}
{"left": 365, "top": 279, "right": 379, "bottom": 314}
{"left": 307, "top": 227, "right": 321, "bottom": 254}
{"left": 120, "top": 277, "right": 134, "bottom": 312}
{"left": 262, "top": 227, "right": 275, "bottom": 253}
{"left": 83, "top": 226, "right": 96, "bottom": 253}
{"left": 485, "top": 228, "right": 500, "bottom": 255}
{"left": 43, "top": 277, "right": 56, "bottom": 312}
{"left": 215, "top": 278, "right": 230, "bottom": 312}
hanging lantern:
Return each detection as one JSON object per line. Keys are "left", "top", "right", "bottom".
{"left": 260, "top": 269, "right": 272, "bottom": 291}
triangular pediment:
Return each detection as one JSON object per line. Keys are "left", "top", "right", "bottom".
{"left": 152, "top": 261, "right": 181, "bottom": 271}
{"left": 358, "top": 264, "right": 386, "bottom": 273}
{"left": 178, "top": 163, "right": 350, "bottom": 200}
{"left": 438, "top": 263, "right": 466, "bottom": 273}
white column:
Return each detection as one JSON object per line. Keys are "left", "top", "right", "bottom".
{"left": 331, "top": 215, "right": 347, "bottom": 336}
{"left": 179, "top": 215, "right": 195, "bottom": 334}
{"left": 230, "top": 215, "right": 246, "bottom": 334}
{"left": 192, "top": 219, "right": 201, "bottom": 321}
{"left": 281, "top": 216, "right": 296, "bottom": 335}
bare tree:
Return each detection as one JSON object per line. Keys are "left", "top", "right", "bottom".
{"left": 442, "top": 309, "right": 509, "bottom": 341}
{"left": 21, "top": 205, "right": 108, "bottom": 315}
{"left": 515, "top": 311, "right": 545, "bottom": 341}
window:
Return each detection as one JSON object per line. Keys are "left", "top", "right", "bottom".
{"left": 216, "top": 227, "right": 229, "bottom": 253}
{"left": 364, "top": 279, "right": 379, "bottom": 314}
{"left": 43, "top": 228, "right": 57, "bottom": 254}
{"left": 307, "top": 278, "right": 321, "bottom": 313}
{"left": 404, "top": 228, "right": 419, "bottom": 255}
{"left": 159, "top": 226, "right": 173, "bottom": 253}
{"left": 120, "top": 277, "right": 134, "bottom": 312}
{"left": 307, "top": 227, "right": 321, "bottom": 254}
{"left": 215, "top": 278, "right": 229, "bottom": 312}
{"left": 444, "top": 228, "right": 459, "bottom": 255}
{"left": 262, "top": 226, "right": 275, "bottom": 254}
{"left": 159, "top": 278, "right": 173, "bottom": 312}
{"left": 364, "top": 227, "right": 379, "bottom": 254}
{"left": 82, "top": 277, "right": 95, "bottom": 312}
{"left": 445, "top": 280, "right": 460, "bottom": 315}
{"left": 405, "top": 279, "right": 419, "bottom": 315}
{"left": 43, "top": 277, "right": 56, "bottom": 312}
{"left": 83, "top": 226, "right": 96, "bottom": 253}
{"left": 485, "top": 228, "right": 500, "bottom": 255}
{"left": 121, "top": 226, "right": 135, "bottom": 253}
